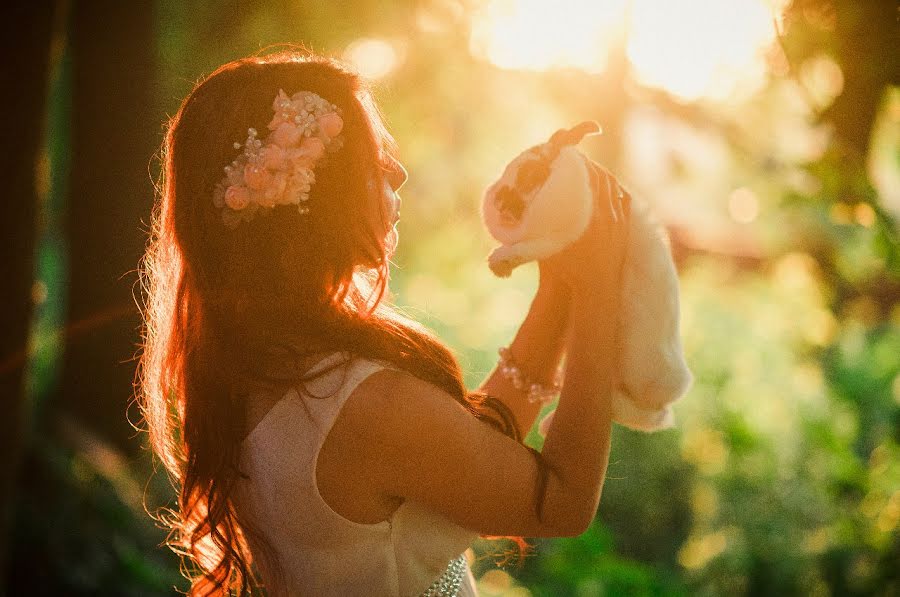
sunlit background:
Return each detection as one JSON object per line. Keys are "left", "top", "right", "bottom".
{"left": 6, "top": 0, "right": 898, "bottom": 594}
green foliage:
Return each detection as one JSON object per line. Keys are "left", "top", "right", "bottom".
{"left": 9, "top": 426, "right": 184, "bottom": 595}
{"left": 519, "top": 524, "right": 688, "bottom": 596}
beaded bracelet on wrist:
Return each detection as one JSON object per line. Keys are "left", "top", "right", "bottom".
{"left": 497, "top": 346, "right": 562, "bottom": 405}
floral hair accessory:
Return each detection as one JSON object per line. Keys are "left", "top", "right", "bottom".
{"left": 212, "top": 89, "right": 345, "bottom": 228}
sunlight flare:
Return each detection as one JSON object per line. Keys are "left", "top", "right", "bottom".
{"left": 469, "top": 0, "right": 785, "bottom": 101}
{"left": 469, "top": 0, "right": 628, "bottom": 73}
{"left": 627, "top": 0, "right": 777, "bottom": 100}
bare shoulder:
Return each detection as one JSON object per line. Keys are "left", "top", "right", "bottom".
{"left": 337, "top": 366, "right": 476, "bottom": 449}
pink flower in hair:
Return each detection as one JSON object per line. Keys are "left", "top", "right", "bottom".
{"left": 299, "top": 137, "right": 326, "bottom": 160}
{"left": 259, "top": 145, "right": 286, "bottom": 170}
{"left": 261, "top": 171, "right": 288, "bottom": 207}
{"left": 271, "top": 122, "right": 303, "bottom": 148}
{"left": 214, "top": 89, "right": 345, "bottom": 227}
{"left": 318, "top": 113, "right": 343, "bottom": 139}
{"left": 243, "top": 164, "right": 272, "bottom": 190}
{"left": 271, "top": 89, "right": 292, "bottom": 113}
{"left": 224, "top": 185, "right": 250, "bottom": 210}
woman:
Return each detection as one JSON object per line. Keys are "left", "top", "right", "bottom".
{"left": 138, "top": 49, "right": 630, "bottom": 596}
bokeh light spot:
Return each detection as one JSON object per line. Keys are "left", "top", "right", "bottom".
{"left": 799, "top": 53, "right": 845, "bottom": 109}
{"left": 344, "top": 38, "right": 401, "bottom": 80}
{"left": 678, "top": 529, "right": 729, "bottom": 569}
{"left": 727, "top": 187, "right": 760, "bottom": 223}
{"left": 853, "top": 202, "right": 875, "bottom": 227}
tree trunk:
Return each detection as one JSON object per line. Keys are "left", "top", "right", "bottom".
{"left": 0, "top": 2, "right": 56, "bottom": 586}
{"left": 60, "top": 0, "right": 157, "bottom": 453}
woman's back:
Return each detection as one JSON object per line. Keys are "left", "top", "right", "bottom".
{"left": 233, "top": 352, "right": 478, "bottom": 596}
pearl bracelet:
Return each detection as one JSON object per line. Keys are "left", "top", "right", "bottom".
{"left": 497, "top": 346, "right": 563, "bottom": 404}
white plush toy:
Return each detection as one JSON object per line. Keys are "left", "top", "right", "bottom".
{"left": 481, "top": 122, "right": 692, "bottom": 433}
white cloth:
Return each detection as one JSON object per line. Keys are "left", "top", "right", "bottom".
{"left": 233, "top": 352, "right": 479, "bottom": 596}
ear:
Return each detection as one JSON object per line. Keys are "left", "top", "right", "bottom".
{"left": 547, "top": 121, "right": 602, "bottom": 148}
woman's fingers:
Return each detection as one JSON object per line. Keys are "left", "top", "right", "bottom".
{"left": 537, "top": 164, "right": 632, "bottom": 294}
{"left": 612, "top": 181, "right": 630, "bottom": 224}
{"left": 605, "top": 173, "right": 618, "bottom": 224}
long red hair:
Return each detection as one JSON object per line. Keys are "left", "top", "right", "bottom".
{"left": 137, "top": 49, "right": 523, "bottom": 595}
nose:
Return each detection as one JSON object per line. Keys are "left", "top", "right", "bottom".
{"left": 386, "top": 157, "right": 408, "bottom": 192}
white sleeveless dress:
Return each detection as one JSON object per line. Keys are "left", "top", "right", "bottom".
{"left": 233, "top": 352, "right": 480, "bottom": 596}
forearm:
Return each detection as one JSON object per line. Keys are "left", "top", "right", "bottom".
{"left": 476, "top": 281, "right": 571, "bottom": 439}
{"left": 535, "top": 289, "right": 617, "bottom": 532}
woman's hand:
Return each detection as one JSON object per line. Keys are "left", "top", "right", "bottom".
{"left": 538, "top": 169, "right": 631, "bottom": 303}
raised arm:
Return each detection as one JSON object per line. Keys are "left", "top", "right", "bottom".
{"left": 332, "top": 175, "right": 631, "bottom": 537}
{"left": 476, "top": 273, "right": 572, "bottom": 440}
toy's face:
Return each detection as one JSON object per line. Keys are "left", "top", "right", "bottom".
{"left": 487, "top": 144, "right": 555, "bottom": 227}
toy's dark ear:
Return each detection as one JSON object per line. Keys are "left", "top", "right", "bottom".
{"left": 547, "top": 121, "right": 602, "bottom": 148}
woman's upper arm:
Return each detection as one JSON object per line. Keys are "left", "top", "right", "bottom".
{"left": 336, "top": 367, "right": 586, "bottom": 538}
